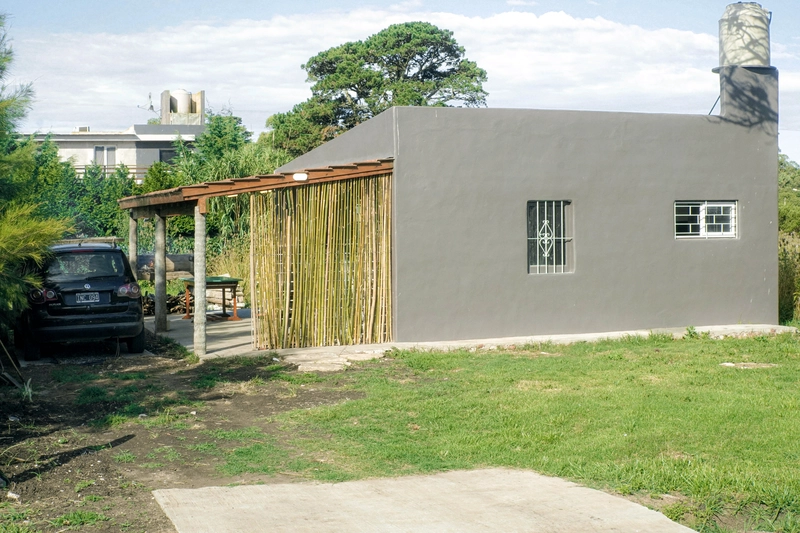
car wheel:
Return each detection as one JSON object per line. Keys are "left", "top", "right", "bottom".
{"left": 126, "top": 329, "right": 145, "bottom": 354}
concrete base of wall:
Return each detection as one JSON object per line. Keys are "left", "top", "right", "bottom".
{"left": 147, "top": 315, "right": 795, "bottom": 371}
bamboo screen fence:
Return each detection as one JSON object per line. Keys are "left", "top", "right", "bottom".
{"left": 251, "top": 174, "right": 392, "bottom": 349}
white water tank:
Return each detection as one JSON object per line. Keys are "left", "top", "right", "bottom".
{"left": 719, "top": 2, "right": 771, "bottom": 67}
{"left": 172, "top": 89, "right": 193, "bottom": 114}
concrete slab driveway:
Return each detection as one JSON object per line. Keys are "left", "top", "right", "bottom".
{"left": 154, "top": 468, "right": 693, "bottom": 532}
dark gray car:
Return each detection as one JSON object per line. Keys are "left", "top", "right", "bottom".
{"left": 16, "top": 242, "right": 144, "bottom": 360}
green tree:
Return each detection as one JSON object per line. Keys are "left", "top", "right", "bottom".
{"left": 31, "top": 136, "right": 64, "bottom": 193}
{"left": 0, "top": 57, "right": 33, "bottom": 203}
{"left": 76, "top": 164, "right": 133, "bottom": 237}
{"left": 778, "top": 154, "right": 800, "bottom": 233}
{"left": 0, "top": 204, "right": 67, "bottom": 330}
{"left": 262, "top": 98, "right": 338, "bottom": 158}
{"left": 0, "top": 14, "right": 68, "bottom": 333}
{"left": 31, "top": 137, "right": 84, "bottom": 224}
{"left": 126, "top": 113, "right": 290, "bottom": 253}
{"left": 779, "top": 153, "right": 800, "bottom": 190}
{"left": 140, "top": 161, "right": 180, "bottom": 193}
{"left": 165, "top": 118, "right": 290, "bottom": 244}
{"left": 195, "top": 112, "right": 252, "bottom": 161}
{"left": 204, "top": 142, "right": 291, "bottom": 242}
{"left": 266, "top": 21, "right": 488, "bottom": 156}
{"left": 168, "top": 113, "right": 254, "bottom": 186}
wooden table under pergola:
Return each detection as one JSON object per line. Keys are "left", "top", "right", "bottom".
{"left": 117, "top": 158, "right": 394, "bottom": 356}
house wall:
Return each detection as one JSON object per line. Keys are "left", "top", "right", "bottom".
{"left": 38, "top": 124, "right": 205, "bottom": 172}
{"left": 391, "top": 100, "right": 778, "bottom": 341}
{"left": 133, "top": 141, "right": 180, "bottom": 167}
{"left": 56, "top": 140, "right": 139, "bottom": 167}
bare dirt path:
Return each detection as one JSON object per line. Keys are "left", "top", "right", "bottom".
{"left": 0, "top": 334, "right": 354, "bottom": 533}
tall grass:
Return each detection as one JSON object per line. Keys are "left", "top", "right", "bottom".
{"left": 207, "top": 233, "right": 251, "bottom": 305}
{"left": 778, "top": 232, "right": 800, "bottom": 323}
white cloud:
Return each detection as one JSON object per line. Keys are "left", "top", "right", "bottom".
{"left": 11, "top": 5, "right": 800, "bottom": 155}
{"left": 389, "top": 0, "right": 424, "bottom": 11}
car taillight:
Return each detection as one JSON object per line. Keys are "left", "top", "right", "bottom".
{"left": 117, "top": 283, "right": 141, "bottom": 298}
{"left": 30, "top": 288, "right": 59, "bottom": 303}
{"left": 29, "top": 289, "right": 44, "bottom": 304}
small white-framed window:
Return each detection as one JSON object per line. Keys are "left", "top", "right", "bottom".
{"left": 527, "top": 200, "right": 573, "bottom": 274}
{"left": 674, "top": 201, "right": 737, "bottom": 238}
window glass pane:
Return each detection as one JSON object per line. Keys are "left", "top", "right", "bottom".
{"left": 160, "top": 150, "right": 177, "bottom": 164}
{"left": 106, "top": 147, "right": 116, "bottom": 168}
{"left": 676, "top": 214, "right": 699, "bottom": 225}
{"left": 527, "top": 203, "right": 538, "bottom": 238}
{"left": 49, "top": 252, "right": 122, "bottom": 281}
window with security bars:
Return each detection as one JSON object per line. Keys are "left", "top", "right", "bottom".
{"left": 527, "top": 200, "right": 573, "bottom": 274}
{"left": 674, "top": 201, "right": 737, "bottom": 238}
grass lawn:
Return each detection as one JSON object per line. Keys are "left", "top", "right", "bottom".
{"left": 3, "top": 331, "right": 799, "bottom": 532}
{"left": 273, "top": 333, "right": 800, "bottom": 532}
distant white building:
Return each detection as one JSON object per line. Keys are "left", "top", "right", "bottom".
{"left": 33, "top": 90, "right": 206, "bottom": 182}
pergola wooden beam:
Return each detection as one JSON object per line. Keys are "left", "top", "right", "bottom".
{"left": 118, "top": 188, "right": 186, "bottom": 210}
{"left": 127, "top": 202, "right": 198, "bottom": 219}
{"left": 117, "top": 159, "right": 394, "bottom": 208}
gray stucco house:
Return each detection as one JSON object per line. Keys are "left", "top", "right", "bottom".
{"left": 271, "top": 6, "right": 779, "bottom": 344}
{"left": 119, "top": 3, "right": 779, "bottom": 352}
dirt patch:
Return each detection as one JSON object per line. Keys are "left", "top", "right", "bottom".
{"left": 515, "top": 380, "right": 561, "bottom": 392}
{"left": 719, "top": 362, "right": 778, "bottom": 369}
{"left": 0, "top": 334, "right": 359, "bottom": 532}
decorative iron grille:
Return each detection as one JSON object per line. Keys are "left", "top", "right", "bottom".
{"left": 527, "top": 200, "right": 572, "bottom": 274}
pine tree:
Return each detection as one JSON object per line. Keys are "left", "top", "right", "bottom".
{"left": 0, "top": 14, "right": 69, "bottom": 333}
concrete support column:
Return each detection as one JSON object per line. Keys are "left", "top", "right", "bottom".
{"left": 128, "top": 213, "right": 138, "bottom": 281}
{"left": 154, "top": 213, "right": 167, "bottom": 332}
{"left": 193, "top": 203, "right": 207, "bottom": 357}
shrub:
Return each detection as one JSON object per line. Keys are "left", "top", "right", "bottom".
{"left": 778, "top": 233, "right": 800, "bottom": 323}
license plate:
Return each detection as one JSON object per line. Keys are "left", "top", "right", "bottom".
{"left": 76, "top": 292, "right": 100, "bottom": 304}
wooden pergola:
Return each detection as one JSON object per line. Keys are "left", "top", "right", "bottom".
{"left": 117, "top": 158, "right": 394, "bottom": 356}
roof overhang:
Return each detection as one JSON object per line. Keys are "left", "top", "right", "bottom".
{"left": 135, "top": 134, "right": 197, "bottom": 141}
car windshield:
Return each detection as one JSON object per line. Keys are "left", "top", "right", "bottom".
{"left": 47, "top": 252, "right": 126, "bottom": 281}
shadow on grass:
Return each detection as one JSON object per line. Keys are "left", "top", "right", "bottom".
{"left": 0, "top": 330, "right": 308, "bottom": 449}
{"left": 10, "top": 435, "right": 135, "bottom": 483}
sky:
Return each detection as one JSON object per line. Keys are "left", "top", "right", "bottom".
{"left": 6, "top": 0, "right": 800, "bottom": 161}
